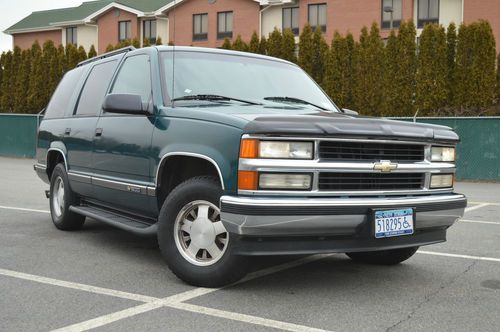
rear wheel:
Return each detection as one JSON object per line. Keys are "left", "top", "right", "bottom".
{"left": 49, "top": 163, "right": 85, "bottom": 230}
{"left": 158, "top": 176, "right": 248, "bottom": 287}
{"left": 346, "top": 247, "right": 419, "bottom": 265}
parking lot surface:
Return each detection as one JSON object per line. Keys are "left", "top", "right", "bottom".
{"left": 1, "top": 156, "right": 499, "bottom": 332}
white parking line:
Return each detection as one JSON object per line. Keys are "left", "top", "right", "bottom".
{"left": 461, "top": 219, "right": 499, "bottom": 225}
{"left": 418, "top": 251, "right": 500, "bottom": 263}
{"left": 172, "top": 302, "right": 329, "bottom": 332}
{"left": 0, "top": 268, "right": 157, "bottom": 303}
{"left": 464, "top": 203, "right": 490, "bottom": 213}
{"left": 0, "top": 205, "right": 50, "bottom": 214}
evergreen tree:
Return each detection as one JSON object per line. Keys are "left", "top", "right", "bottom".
{"left": 0, "top": 52, "right": 4, "bottom": 110}
{"left": 497, "top": 52, "right": 500, "bottom": 102}
{"left": 65, "top": 43, "right": 80, "bottom": 70}
{"left": 382, "top": 30, "right": 399, "bottom": 116}
{"left": 310, "top": 27, "right": 329, "bottom": 87}
{"left": 77, "top": 45, "right": 88, "bottom": 63}
{"left": 352, "top": 24, "right": 385, "bottom": 115}
{"left": 232, "top": 35, "right": 248, "bottom": 52}
{"left": 416, "top": 24, "right": 448, "bottom": 115}
{"left": 392, "top": 20, "right": 417, "bottom": 116}
{"left": 267, "top": 28, "right": 283, "bottom": 58}
{"left": 143, "top": 38, "right": 151, "bottom": 47}
{"left": 27, "top": 42, "right": 44, "bottom": 113}
{"left": 9, "top": 47, "right": 22, "bottom": 112}
{"left": 14, "top": 50, "right": 31, "bottom": 113}
{"left": 298, "top": 24, "right": 314, "bottom": 78}
{"left": 324, "top": 32, "right": 353, "bottom": 108}
{"left": 167, "top": 41, "right": 175, "bottom": 46}
{"left": 155, "top": 37, "right": 163, "bottom": 45}
{"left": 131, "top": 38, "right": 140, "bottom": 48}
{"left": 446, "top": 22, "right": 457, "bottom": 107}
{"left": 105, "top": 44, "right": 115, "bottom": 52}
{"left": 248, "top": 32, "right": 260, "bottom": 54}
{"left": 88, "top": 45, "right": 97, "bottom": 58}
{"left": 281, "top": 28, "right": 297, "bottom": 63}
{"left": 258, "top": 35, "right": 267, "bottom": 55}
{"left": 42, "top": 41, "right": 59, "bottom": 104}
{"left": 57, "top": 44, "right": 67, "bottom": 74}
{"left": 221, "top": 38, "right": 232, "bottom": 49}
{"left": 454, "top": 21, "right": 497, "bottom": 114}
{"left": 0, "top": 51, "right": 13, "bottom": 112}
{"left": 48, "top": 44, "right": 62, "bottom": 100}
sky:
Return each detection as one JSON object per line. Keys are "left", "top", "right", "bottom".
{"left": 0, "top": 0, "right": 83, "bottom": 53}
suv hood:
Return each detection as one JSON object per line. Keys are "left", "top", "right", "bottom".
{"left": 165, "top": 104, "right": 459, "bottom": 143}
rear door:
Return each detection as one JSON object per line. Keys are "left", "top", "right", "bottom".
{"left": 65, "top": 59, "right": 120, "bottom": 197}
{"left": 91, "top": 52, "right": 156, "bottom": 217}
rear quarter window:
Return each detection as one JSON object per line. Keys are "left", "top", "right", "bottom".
{"left": 44, "top": 67, "right": 86, "bottom": 119}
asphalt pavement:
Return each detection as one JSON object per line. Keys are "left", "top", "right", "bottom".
{"left": 0, "top": 156, "right": 499, "bottom": 332}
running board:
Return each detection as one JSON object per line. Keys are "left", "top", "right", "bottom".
{"left": 69, "top": 205, "right": 158, "bottom": 236}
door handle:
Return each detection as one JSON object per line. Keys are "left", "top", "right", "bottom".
{"left": 95, "top": 128, "right": 103, "bottom": 137}
{"left": 64, "top": 128, "right": 71, "bottom": 135}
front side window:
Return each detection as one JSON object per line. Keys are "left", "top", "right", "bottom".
{"left": 66, "top": 27, "right": 77, "bottom": 45}
{"left": 193, "top": 13, "right": 208, "bottom": 41}
{"left": 111, "top": 54, "right": 151, "bottom": 103}
{"left": 418, "top": 0, "right": 439, "bottom": 28}
{"left": 143, "top": 20, "right": 157, "bottom": 44}
{"left": 283, "top": 7, "right": 299, "bottom": 35}
{"left": 308, "top": 3, "right": 327, "bottom": 33}
{"left": 217, "top": 11, "right": 233, "bottom": 39}
{"left": 119, "top": 21, "right": 131, "bottom": 41}
{"left": 161, "top": 51, "right": 339, "bottom": 112}
{"left": 75, "top": 61, "right": 118, "bottom": 116}
{"left": 381, "top": 0, "right": 402, "bottom": 29}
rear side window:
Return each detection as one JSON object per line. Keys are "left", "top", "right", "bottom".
{"left": 44, "top": 67, "right": 86, "bottom": 119}
{"left": 111, "top": 54, "right": 152, "bottom": 102}
{"left": 75, "top": 60, "right": 118, "bottom": 116}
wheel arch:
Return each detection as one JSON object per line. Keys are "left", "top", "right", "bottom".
{"left": 46, "top": 147, "right": 68, "bottom": 179}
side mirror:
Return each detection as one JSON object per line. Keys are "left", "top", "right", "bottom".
{"left": 342, "top": 108, "right": 359, "bottom": 116}
{"left": 103, "top": 94, "right": 149, "bottom": 115}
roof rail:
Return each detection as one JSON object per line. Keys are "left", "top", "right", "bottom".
{"left": 77, "top": 46, "right": 136, "bottom": 67}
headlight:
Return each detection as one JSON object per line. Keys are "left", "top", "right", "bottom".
{"left": 430, "top": 174, "right": 454, "bottom": 188}
{"left": 259, "top": 173, "right": 312, "bottom": 190}
{"left": 431, "top": 147, "right": 455, "bottom": 162}
{"left": 240, "top": 139, "right": 313, "bottom": 159}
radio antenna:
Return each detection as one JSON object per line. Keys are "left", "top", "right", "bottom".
{"left": 171, "top": 0, "right": 177, "bottom": 108}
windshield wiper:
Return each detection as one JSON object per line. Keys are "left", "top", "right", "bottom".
{"left": 263, "top": 96, "right": 330, "bottom": 112}
{"left": 171, "top": 94, "right": 262, "bottom": 106}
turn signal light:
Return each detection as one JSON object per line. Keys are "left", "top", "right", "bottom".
{"left": 239, "top": 139, "right": 259, "bottom": 158}
{"left": 238, "top": 171, "right": 258, "bottom": 190}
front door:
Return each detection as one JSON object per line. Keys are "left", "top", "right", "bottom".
{"left": 92, "top": 53, "right": 156, "bottom": 217}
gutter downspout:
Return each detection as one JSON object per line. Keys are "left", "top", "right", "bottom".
{"left": 259, "top": 5, "right": 273, "bottom": 37}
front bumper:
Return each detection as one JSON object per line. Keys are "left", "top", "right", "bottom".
{"left": 220, "top": 194, "right": 467, "bottom": 255}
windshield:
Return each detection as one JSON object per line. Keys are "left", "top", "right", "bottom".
{"left": 160, "top": 51, "right": 339, "bottom": 112}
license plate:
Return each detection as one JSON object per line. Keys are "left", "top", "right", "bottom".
{"left": 374, "top": 208, "right": 414, "bottom": 239}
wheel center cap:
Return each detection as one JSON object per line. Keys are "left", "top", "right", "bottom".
{"left": 190, "top": 217, "right": 216, "bottom": 248}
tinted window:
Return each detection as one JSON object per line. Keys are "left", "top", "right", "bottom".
{"left": 45, "top": 67, "right": 86, "bottom": 119}
{"left": 111, "top": 55, "right": 151, "bottom": 103}
{"left": 75, "top": 60, "right": 118, "bottom": 116}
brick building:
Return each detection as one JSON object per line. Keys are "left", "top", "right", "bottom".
{"left": 4, "top": 0, "right": 500, "bottom": 53}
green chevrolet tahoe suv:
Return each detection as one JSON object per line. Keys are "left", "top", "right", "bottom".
{"left": 34, "top": 46, "right": 467, "bottom": 287}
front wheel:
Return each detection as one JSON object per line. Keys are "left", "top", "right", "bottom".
{"left": 346, "top": 247, "right": 419, "bottom": 265}
{"left": 157, "top": 176, "right": 248, "bottom": 287}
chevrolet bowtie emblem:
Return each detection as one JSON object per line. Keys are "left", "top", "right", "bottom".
{"left": 373, "top": 161, "right": 398, "bottom": 172}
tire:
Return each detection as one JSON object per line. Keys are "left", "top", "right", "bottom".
{"left": 346, "top": 246, "right": 419, "bottom": 265}
{"left": 49, "top": 163, "right": 85, "bottom": 231}
{"left": 158, "top": 176, "right": 248, "bottom": 287}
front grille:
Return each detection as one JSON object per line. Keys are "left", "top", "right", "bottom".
{"left": 319, "top": 141, "right": 425, "bottom": 162}
{"left": 318, "top": 172, "right": 425, "bottom": 191}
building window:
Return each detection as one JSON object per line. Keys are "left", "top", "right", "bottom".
{"left": 217, "top": 11, "right": 233, "bottom": 39}
{"left": 308, "top": 3, "right": 327, "bottom": 33}
{"left": 193, "top": 13, "right": 208, "bottom": 41}
{"left": 283, "top": 7, "right": 299, "bottom": 35}
{"left": 119, "top": 21, "right": 131, "bottom": 41}
{"left": 143, "top": 20, "right": 157, "bottom": 44}
{"left": 381, "top": 0, "right": 402, "bottom": 29}
{"left": 418, "top": 0, "right": 439, "bottom": 28}
{"left": 66, "top": 27, "right": 77, "bottom": 45}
